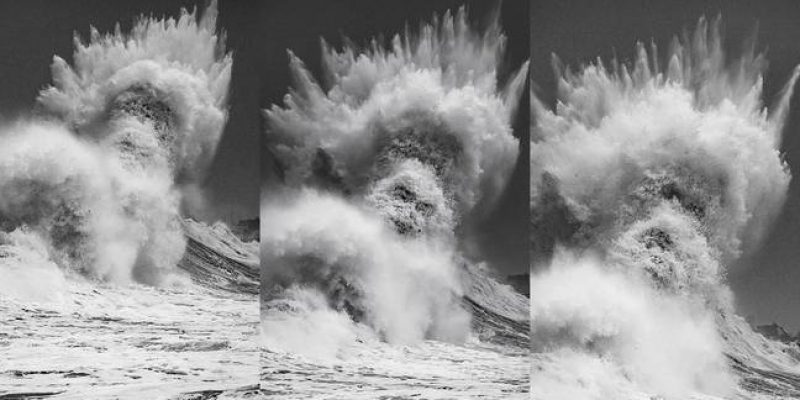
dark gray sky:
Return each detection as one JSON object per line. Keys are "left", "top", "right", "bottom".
{"left": 0, "top": 0, "right": 260, "bottom": 223}
{"left": 261, "top": 0, "right": 530, "bottom": 276}
{"left": 532, "top": 0, "right": 800, "bottom": 331}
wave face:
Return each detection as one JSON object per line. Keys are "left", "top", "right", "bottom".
{"left": 180, "top": 218, "right": 259, "bottom": 295}
{"left": 262, "top": 7, "right": 528, "bottom": 357}
{"left": 0, "top": 1, "right": 232, "bottom": 296}
{"left": 531, "top": 17, "right": 800, "bottom": 399}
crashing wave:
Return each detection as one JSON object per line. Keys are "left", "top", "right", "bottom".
{"left": 531, "top": 17, "right": 800, "bottom": 399}
{"left": 262, "top": 6, "right": 528, "bottom": 353}
{"left": 0, "top": 1, "right": 231, "bottom": 294}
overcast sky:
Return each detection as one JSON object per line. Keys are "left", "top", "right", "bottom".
{"left": 532, "top": 0, "right": 800, "bottom": 331}
{"left": 0, "top": 0, "right": 260, "bottom": 223}
{"left": 261, "top": 0, "right": 530, "bottom": 276}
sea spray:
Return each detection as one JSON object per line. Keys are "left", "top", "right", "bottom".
{"left": 38, "top": 1, "right": 231, "bottom": 181}
{"left": 263, "top": 6, "right": 528, "bottom": 354}
{"left": 531, "top": 17, "right": 799, "bottom": 399}
{"left": 262, "top": 190, "right": 470, "bottom": 351}
{"left": 0, "top": 1, "right": 231, "bottom": 297}
{"left": 531, "top": 250, "right": 735, "bottom": 398}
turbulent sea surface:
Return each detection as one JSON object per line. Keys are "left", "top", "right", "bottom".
{"left": 1, "top": 219, "right": 260, "bottom": 400}
{"left": 261, "top": 262, "right": 530, "bottom": 399}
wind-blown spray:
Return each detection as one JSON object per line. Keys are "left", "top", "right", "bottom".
{"left": 263, "top": 7, "right": 528, "bottom": 356}
{"left": 0, "top": 1, "right": 232, "bottom": 296}
{"left": 531, "top": 17, "right": 800, "bottom": 399}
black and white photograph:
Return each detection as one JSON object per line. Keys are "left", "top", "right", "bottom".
{"left": 0, "top": 1, "right": 260, "bottom": 398}
{"left": 531, "top": 0, "right": 800, "bottom": 399}
{"left": 260, "top": 0, "right": 530, "bottom": 398}
{"left": 11, "top": 0, "right": 800, "bottom": 399}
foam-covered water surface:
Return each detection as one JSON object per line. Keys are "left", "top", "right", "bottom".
{"left": 1, "top": 219, "right": 259, "bottom": 399}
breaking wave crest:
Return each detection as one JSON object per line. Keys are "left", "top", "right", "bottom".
{"left": 263, "top": 6, "right": 527, "bottom": 357}
{"left": 0, "top": 1, "right": 231, "bottom": 299}
{"left": 531, "top": 17, "right": 800, "bottom": 399}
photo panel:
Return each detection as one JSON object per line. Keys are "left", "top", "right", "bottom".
{"left": 530, "top": 0, "right": 800, "bottom": 399}
{"left": 260, "top": 0, "right": 531, "bottom": 398}
{"left": 0, "top": 1, "right": 261, "bottom": 397}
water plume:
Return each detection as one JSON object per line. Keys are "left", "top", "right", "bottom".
{"left": 531, "top": 17, "right": 799, "bottom": 399}
{"left": 263, "top": 6, "right": 527, "bottom": 354}
{"left": 38, "top": 0, "right": 232, "bottom": 181}
{"left": 0, "top": 1, "right": 232, "bottom": 295}
{"left": 266, "top": 6, "right": 527, "bottom": 217}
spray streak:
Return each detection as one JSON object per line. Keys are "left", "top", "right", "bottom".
{"left": 0, "top": 1, "right": 231, "bottom": 295}
{"left": 263, "top": 7, "right": 527, "bottom": 355}
{"left": 532, "top": 17, "right": 799, "bottom": 399}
